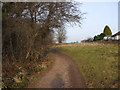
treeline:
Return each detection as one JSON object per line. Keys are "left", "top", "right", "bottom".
{"left": 81, "top": 25, "right": 112, "bottom": 42}
{"left": 2, "top": 2, "right": 83, "bottom": 62}
{"left": 93, "top": 25, "right": 112, "bottom": 41}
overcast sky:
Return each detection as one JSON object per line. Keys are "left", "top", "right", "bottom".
{"left": 65, "top": 2, "right": 118, "bottom": 43}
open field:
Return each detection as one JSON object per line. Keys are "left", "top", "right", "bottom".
{"left": 52, "top": 43, "right": 119, "bottom": 88}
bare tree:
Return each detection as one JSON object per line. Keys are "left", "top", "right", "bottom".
{"left": 2, "top": 2, "right": 84, "bottom": 61}
{"left": 2, "top": 2, "right": 85, "bottom": 88}
{"left": 55, "top": 27, "right": 67, "bottom": 43}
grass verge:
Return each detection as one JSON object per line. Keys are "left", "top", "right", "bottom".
{"left": 52, "top": 43, "right": 119, "bottom": 88}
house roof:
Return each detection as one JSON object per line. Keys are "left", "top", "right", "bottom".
{"left": 104, "top": 35, "right": 112, "bottom": 37}
{"left": 112, "top": 31, "right": 120, "bottom": 37}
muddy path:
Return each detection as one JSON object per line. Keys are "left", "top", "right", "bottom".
{"left": 28, "top": 49, "right": 86, "bottom": 88}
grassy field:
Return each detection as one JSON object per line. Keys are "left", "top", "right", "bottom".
{"left": 53, "top": 43, "right": 119, "bottom": 88}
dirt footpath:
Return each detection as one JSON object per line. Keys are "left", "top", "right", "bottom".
{"left": 28, "top": 49, "right": 86, "bottom": 88}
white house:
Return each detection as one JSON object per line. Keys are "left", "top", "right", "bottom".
{"left": 111, "top": 31, "right": 120, "bottom": 40}
{"left": 103, "top": 31, "right": 120, "bottom": 40}
{"left": 103, "top": 35, "right": 112, "bottom": 40}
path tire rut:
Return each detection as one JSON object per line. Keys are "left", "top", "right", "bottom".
{"left": 28, "top": 49, "right": 86, "bottom": 88}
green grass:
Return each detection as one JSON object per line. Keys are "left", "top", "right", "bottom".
{"left": 53, "top": 44, "right": 119, "bottom": 88}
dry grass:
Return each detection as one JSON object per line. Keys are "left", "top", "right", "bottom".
{"left": 2, "top": 52, "right": 54, "bottom": 88}
{"left": 51, "top": 42, "right": 118, "bottom": 47}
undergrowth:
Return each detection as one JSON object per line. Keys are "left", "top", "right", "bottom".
{"left": 2, "top": 52, "right": 54, "bottom": 88}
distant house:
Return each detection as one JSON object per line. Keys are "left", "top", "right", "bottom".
{"left": 103, "top": 31, "right": 120, "bottom": 40}
{"left": 103, "top": 35, "right": 112, "bottom": 40}
{"left": 111, "top": 31, "right": 120, "bottom": 40}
